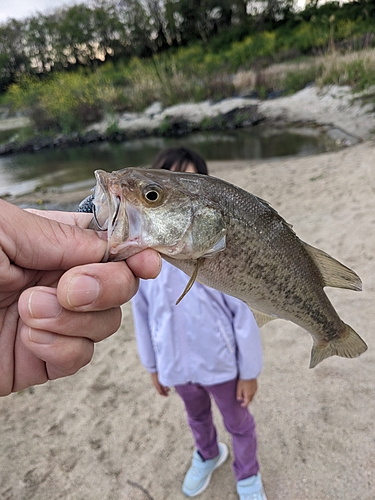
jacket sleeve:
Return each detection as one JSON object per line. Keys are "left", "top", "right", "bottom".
{"left": 131, "top": 283, "right": 157, "bottom": 373}
{"left": 223, "top": 295, "right": 263, "bottom": 380}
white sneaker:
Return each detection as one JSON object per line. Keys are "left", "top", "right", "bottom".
{"left": 236, "top": 473, "right": 267, "bottom": 500}
{"left": 182, "top": 442, "right": 229, "bottom": 497}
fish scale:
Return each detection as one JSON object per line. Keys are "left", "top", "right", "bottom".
{"left": 81, "top": 167, "right": 367, "bottom": 368}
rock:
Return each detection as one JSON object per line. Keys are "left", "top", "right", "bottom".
{"left": 0, "top": 142, "right": 15, "bottom": 155}
{"left": 82, "top": 130, "right": 106, "bottom": 144}
{"left": 222, "top": 105, "right": 260, "bottom": 129}
{"left": 144, "top": 102, "right": 163, "bottom": 117}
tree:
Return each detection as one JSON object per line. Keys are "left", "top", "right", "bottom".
{"left": 0, "top": 20, "right": 29, "bottom": 89}
{"left": 25, "top": 13, "right": 59, "bottom": 73}
{"left": 55, "top": 4, "right": 96, "bottom": 67}
{"left": 91, "top": 0, "right": 128, "bottom": 61}
{"left": 116, "top": 0, "right": 156, "bottom": 56}
{"left": 146, "top": 0, "right": 170, "bottom": 50}
{"left": 167, "top": 0, "right": 250, "bottom": 45}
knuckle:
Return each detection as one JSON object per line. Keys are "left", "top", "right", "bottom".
{"left": 55, "top": 339, "right": 93, "bottom": 375}
{"left": 98, "top": 308, "right": 122, "bottom": 338}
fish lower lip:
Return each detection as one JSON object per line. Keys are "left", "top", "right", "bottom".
{"left": 93, "top": 204, "right": 104, "bottom": 229}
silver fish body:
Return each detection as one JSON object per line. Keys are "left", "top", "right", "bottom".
{"left": 88, "top": 167, "right": 367, "bottom": 368}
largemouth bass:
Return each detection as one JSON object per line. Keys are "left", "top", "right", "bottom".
{"left": 80, "top": 167, "right": 367, "bottom": 368}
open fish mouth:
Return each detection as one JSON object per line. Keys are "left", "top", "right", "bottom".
{"left": 79, "top": 170, "right": 131, "bottom": 262}
{"left": 92, "top": 182, "right": 121, "bottom": 233}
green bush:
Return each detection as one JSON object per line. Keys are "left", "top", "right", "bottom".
{"left": 336, "top": 19, "right": 357, "bottom": 40}
{"left": 289, "top": 19, "right": 331, "bottom": 52}
{"left": 171, "top": 45, "right": 209, "bottom": 76}
{"left": 226, "top": 32, "right": 276, "bottom": 70}
{"left": 8, "top": 72, "right": 115, "bottom": 133}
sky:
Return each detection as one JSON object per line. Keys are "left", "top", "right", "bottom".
{"left": 0, "top": 0, "right": 80, "bottom": 24}
{"left": 0, "top": 0, "right": 308, "bottom": 25}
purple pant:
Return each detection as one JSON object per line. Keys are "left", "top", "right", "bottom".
{"left": 175, "top": 378, "right": 259, "bottom": 481}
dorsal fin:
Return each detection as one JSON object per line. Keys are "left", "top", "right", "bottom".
{"left": 302, "top": 242, "right": 362, "bottom": 291}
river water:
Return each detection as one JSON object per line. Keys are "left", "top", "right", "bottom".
{"left": 0, "top": 125, "right": 337, "bottom": 197}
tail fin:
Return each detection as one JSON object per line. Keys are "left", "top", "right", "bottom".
{"left": 310, "top": 324, "right": 367, "bottom": 369}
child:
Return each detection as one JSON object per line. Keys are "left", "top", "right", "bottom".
{"left": 132, "top": 147, "right": 267, "bottom": 500}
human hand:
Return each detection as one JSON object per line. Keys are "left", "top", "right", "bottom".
{"left": 236, "top": 379, "right": 258, "bottom": 407}
{"left": 0, "top": 201, "right": 161, "bottom": 396}
{"left": 151, "top": 372, "right": 170, "bottom": 397}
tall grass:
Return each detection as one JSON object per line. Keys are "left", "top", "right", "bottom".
{"left": 317, "top": 50, "right": 375, "bottom": 89}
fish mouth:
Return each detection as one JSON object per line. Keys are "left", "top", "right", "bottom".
{"left": 91, "top": 170, "right": 130, "bottom": 261}
{"left": 92, "top": 171, "right": 121, "bottom": 233}
{"left": 92, "top": 189, "right": 120, "bottom": 233}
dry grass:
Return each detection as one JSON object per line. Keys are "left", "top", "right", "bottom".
{"left": 232, "top": 48, "right": 375, "bottom": 96}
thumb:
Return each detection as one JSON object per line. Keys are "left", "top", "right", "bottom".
{"left": 0, "top": 201, "right": 107, "bottom": 270}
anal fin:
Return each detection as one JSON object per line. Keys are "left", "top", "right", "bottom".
{"left": 249, "top": 308, "right": 278, "bottom": 328}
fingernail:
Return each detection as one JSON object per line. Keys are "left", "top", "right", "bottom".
{"left": 67, "top": 275, "right": 101, "bottom": 307}
{"left": 28, "top": 328, "right": 57, "bottom": 344}
{"left": 29, "top": 290, "right": 62, "bottom": 318}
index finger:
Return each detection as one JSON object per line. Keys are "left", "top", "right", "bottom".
{"left": 26, "top": 209, "right": 93, "bottom": 228}
{"left": 0, "top": 203, "right": 106, "bottom": 270}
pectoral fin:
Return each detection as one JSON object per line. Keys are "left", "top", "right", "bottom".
{"left": 201, "top": 234, "right": 226, "bottom": 257}
{"left": 175, "top": 258, "right": 203, "bottom": 305}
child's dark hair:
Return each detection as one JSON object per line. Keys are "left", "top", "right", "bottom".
{"left": 151, "top": 147, "right": 208, "bottom": 175}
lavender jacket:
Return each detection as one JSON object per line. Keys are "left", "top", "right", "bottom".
{"left": 131, "top": 261, "right": 263, "bottom": 387}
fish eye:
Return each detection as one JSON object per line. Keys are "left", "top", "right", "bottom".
{"left": 146, "top": 190, "right": 158, "bottom": 201}
{"left": 143, "top": 185, "right": 163, "bottom": 204}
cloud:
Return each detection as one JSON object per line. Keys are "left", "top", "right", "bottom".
{"left": 0, "top": 0, "right": 79, "bottom": 24}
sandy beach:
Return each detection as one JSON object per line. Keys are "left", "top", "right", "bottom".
{"left": 1, "top": 88, "right": 375, "bottom": 500}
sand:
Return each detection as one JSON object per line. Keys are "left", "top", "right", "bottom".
{"left": 1, "top": 89, "right": 375, "bottom": 500}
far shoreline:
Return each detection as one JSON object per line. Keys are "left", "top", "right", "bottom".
{"left": 1, "top": 84, "right": 372, "bottom": 157}
{"left": 3, "top": 84, "right": 375, "bottom": 209}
